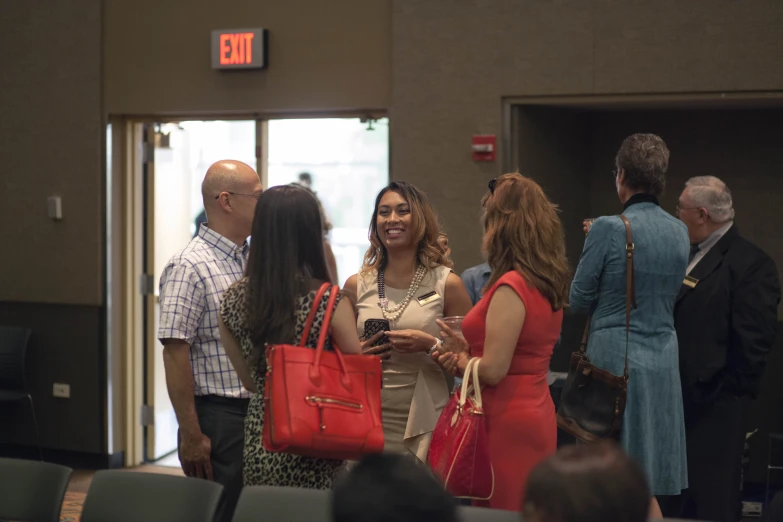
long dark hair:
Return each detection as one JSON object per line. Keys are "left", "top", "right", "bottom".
{"left": 361, "top": 181, "right": 449, "bottom": 273}
{"left": 245, "top": 185, "right": 331, "bottom": 371}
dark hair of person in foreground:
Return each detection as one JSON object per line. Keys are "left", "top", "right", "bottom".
{"left": 524, "top": 440, "right": 651, "bottom": 522}
{"left": 332, "top": 453, "right": 457, "bottom": 522}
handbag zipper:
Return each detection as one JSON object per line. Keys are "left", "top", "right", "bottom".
{"left": 306, "top": 396, "right": 364, "bottom": 431}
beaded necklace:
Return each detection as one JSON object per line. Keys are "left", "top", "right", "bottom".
{"left": 377, "top": 264, "right": 426, "bottom": 323}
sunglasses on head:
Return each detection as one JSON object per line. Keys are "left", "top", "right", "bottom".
{"left": 488, "top": 178, "right": 497, "bottom": 194}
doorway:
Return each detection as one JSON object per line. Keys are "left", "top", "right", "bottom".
{"left": 123, "top": 115, "right": 389, "bottom": 466}
{"left": 145, "top": 120, "right": 258, "bottom": 464}
{"left": 503, "top": 95, "right": 783, "bottom": 500}
{"left": 266, "top": 117, "right": 390, "bottom": 286}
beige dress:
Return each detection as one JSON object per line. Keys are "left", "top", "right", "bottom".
{"left": 356, "top": 265, "right": 451, "bottom": 462}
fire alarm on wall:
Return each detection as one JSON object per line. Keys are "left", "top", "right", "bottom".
{"left": 472, "top": 135, "right": 496, "bottom": 162}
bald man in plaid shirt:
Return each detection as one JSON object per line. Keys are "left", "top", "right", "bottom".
{"left": 158, "top": 160, "right": 262, "bottom": 522}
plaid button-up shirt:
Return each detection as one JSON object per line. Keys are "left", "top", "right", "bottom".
{"left": 158, "top": 225, "right": 251, "bottom": 398}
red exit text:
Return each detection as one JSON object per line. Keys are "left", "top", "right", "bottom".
{"left": 219, "top": 33, "right": 255, "bottom": 65}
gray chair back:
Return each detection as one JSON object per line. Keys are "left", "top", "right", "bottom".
{"left": 459, "top": 505, "right": 521, "bottom": 521}
{"left": 232, "top": 486, "right": 331, "bottom": 522}
{"left": 0, "top": 457, "right": 72, "bottom": 522}
{"left": 80, "top": 470, "right": 223, "bottom": 522}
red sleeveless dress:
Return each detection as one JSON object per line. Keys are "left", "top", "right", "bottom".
{"left": 462, "top": 270, "right": 561, "bottom": 511}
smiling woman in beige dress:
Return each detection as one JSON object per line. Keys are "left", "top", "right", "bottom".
{"left": 343, "top": 181, "right": 472, "bottom": 461}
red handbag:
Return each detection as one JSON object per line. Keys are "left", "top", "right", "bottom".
{"left": 262, "top": 283, "right": 384, "bottom": 460}
{"left": 428, "top": 358, "right": 494, "bottom": 500}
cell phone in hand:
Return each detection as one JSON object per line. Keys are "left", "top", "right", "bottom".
{"left": 363, "top": 319, "right": 391, "bottom": 347}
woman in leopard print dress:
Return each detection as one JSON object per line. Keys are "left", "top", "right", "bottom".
{"left": 218, "top": 185, "right": 363, "bottom": 489}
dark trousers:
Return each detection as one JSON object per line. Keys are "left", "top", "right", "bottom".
{"left": 178, "top": 396, "right": 248, "bottom": 522}
{"left": 660, "top": 395, "right": 749, "bottom": 522}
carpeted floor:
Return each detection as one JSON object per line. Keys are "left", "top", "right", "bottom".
{"left": 59, "top": 464, "right": 183, "bottom": 521}
{"left": 59, "top": 492, "right": 86, "bottom": 522}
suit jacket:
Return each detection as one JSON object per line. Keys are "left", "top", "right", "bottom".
{"left": 674, "top": 225, "right": 780, "bottom": 404}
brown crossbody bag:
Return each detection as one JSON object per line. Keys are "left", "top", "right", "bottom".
{"left": 556, "top": 215, "right": 637, "bottom": 442}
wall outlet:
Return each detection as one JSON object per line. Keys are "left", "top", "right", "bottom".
{"left": 53, "top": 383, "right": 70, "bottom": 398}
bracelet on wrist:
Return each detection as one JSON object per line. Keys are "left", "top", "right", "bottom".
{"left": 428, "top": 338, "right": 442, "bottom": 356}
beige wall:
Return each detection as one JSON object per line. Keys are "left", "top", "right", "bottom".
{"left": 0, "top": 0, "right": 103, "bottom": 305}
{"left": 104, "top": 0, "right": 392, "bottom": 115}
{"left": 391, "top": 0, "right": 783, "bottom": 271}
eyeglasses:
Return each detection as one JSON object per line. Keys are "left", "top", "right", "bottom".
{"left": 488, "top": 178, "right": 497, "bottom": 194}
{"left": 675, "top": 204, "right": 701, "bottom": 215}
{"left": 215, "top": 191, "right": 262, "bottom": 200}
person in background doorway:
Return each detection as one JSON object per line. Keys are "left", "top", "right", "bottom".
{"left": 668, "top": 176, "right": 780, "bottom": 522}
{"left": 158, "top": 160, "right": 262, "bottom": 522}
{"left": 297, "top": 171, "right": 313, "bottom": 189}
{"left": 523, "top": 441, "right": 651, "bottom": 522}
{"left": 291, "top": 181, "right": 339, "bottom": 284}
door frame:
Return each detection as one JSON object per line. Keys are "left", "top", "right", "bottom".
{"left": 112, "top": 110, "right": 387, "bottom": 466}
{"left": 501, "top": 90, "right": 783, "bottom": 173}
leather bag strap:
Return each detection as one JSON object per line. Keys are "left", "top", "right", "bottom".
{"left": 311, "top": 285, "right": 350, "bottom": 380}
{"left": 618, "top": 214, "right": 637, "bottom": 378}
{"left": 578, "top": 215, "right": 637, "bottom": 378}
{"left": 298, "top": 282, "right": 332, "bottom": 347}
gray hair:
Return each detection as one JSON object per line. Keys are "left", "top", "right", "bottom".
{"left": 684, "top": 176, "right": 735, "bottom": 223}
{"left": 615, "top": 133, "right": 670, "bottom": 197}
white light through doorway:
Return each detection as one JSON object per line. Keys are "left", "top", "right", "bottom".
{"left": 267, "top": 118, "right": 389, "bottom": 286}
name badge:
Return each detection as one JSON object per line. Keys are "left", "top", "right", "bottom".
{"left": 417, "top": 291, "right": 441, "bottom": 306}
{"left": 683, "top": 275, "right": 699, "bottom": 289}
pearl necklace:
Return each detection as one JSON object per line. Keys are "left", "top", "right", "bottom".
{"left": 377, "top": 265, "right": 427, "bottom": 323}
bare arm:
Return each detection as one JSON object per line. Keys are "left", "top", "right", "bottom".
{"left": 443, "top": 272, "right": 473, "bottom": 317}
{"left": 218, "top": 317, "right": 257, "bottom": 393}
{"left": 158, "top": 262, "right": 214, "bottom": 479}
{"left": 343, "top": 273, "right": 359, "bottom": 312}
{"left": 330, "top": 298, "right": 363, "bottom": 354}
{"left": 161, "top": 340, "right": 213, "bottom": 480}
{"left": 161, "top": 340, "right": 201, "bottom": 435}
{"left": 453, "top": 285, "right": 525, "bottom": 385}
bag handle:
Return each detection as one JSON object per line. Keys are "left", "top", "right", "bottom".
{"left": 309, "top": 284, "right": 352, "bottom": 388}
{"left": 298, "top": 282, "right": 332, "bottom": 347}
{"left": 579, "top": 214, "right": 637, "bottom": 379}
{"left": 459, "top": 358, "right": 477, "bottom": 406}
{"left": 459, "top": 358, "right": 483, "bottom": 411}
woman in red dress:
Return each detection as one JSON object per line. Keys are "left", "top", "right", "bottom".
{"left": 434, "top": 173, "right": 570, "bottom": 511}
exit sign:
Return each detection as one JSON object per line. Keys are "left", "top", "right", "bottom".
{"left": 211, "top": 28, "right": 268, "bottom": 70}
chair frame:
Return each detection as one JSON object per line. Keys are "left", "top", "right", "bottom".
{"left": 0, "top": 325, "right": 42, "bottom": 460}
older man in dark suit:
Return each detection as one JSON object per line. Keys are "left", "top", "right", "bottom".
{"left": 671, "top": 175, "right": 780, "bottom": 522}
